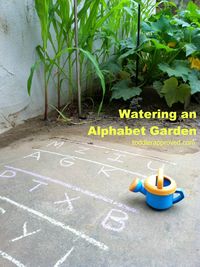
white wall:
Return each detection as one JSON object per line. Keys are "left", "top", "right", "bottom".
{"left": 0, "top": 0, "right": 58, "bottom": 134}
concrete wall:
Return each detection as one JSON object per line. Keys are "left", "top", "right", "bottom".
{"left": 0, "top": 0, "right": 58, "bottom": 134}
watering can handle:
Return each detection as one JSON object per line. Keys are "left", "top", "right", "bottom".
{"left": 173, "top": 188, "right": 185, "bottom": 204}
{"left": 157, "top": 168, "right": 164, "bottom": 189}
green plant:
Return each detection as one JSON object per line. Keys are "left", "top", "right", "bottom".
{"left": 150, "top": 1, "right": 200, "bottom": 107}
{"left": 28, "top": 0, "right": 51, "bottom": 120}
{"left": 106, "top": 1, "right": 200, "bottom": 108}
{"left": 100, "top": 0, "right": 161, "bottom": 102}
{"left": 29, "top": 0, "right": 151, "bottom": 118}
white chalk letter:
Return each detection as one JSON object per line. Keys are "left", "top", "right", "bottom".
{"left": 47, "top": 141, "right": 64, "bottom": 149}
{"left": 24, "top": 152, "right": 41, "bottom": 161}
{"left": 98, "top": 166, "right": 118, "bottom": 177}
{"left": 29, "top": 179, "right": 48, "bottom": 192}
{"left": 75, "top": 146, "right": 90, "bottom": 155}
{"left": 0, "top": 250, "right": 26, "bottom": 267}
{"left": 107, "top": 153, "right": 125, "bottom": 163}
{"left": 0, "top": 170, "right": 16, "bottom": 179}
{"left": 60, "top": 158, "right": 74, "bottom": 168}
{"left": 102, "top": 209, "right": 128, "bottom": 232}
{"left": 54, "top": 247, "right": 74, "bottom": 267}
{"left": 54, "top": 193, "right": 80, "bottom": 211}
{"left": 11, "top": 222, "right": 41, "bottom": 242}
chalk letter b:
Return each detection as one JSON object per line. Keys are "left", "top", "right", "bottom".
{"left": 0, "top": 170, "right": 16, "bottom": 179}
{"left": 101, "top": 209, "right": 128, "bottom": 232}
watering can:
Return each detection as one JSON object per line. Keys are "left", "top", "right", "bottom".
{"left": 129, "top": 168, "right": 185, "bottom": 210}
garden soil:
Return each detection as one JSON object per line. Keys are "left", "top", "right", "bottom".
{"left": 0, "top": 102, "right": 200, "bottom": 154}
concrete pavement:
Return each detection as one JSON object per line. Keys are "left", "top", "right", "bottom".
{"left": 0, "top": 134, "right": 199, "bottom": 267}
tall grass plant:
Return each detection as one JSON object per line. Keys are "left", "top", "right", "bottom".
{"left": 28, "top": 0, "right": 157, "bottom": 119}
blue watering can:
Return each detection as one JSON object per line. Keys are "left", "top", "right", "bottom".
{"left": 129, "top": 168, "right": 185, "bottom": 210}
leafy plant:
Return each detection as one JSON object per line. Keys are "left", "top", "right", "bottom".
{"left": 105, "top": 1, "right": 200, "bottom": 108}
{"left": 101, "top": 0, "right": 163, "bottom": 101}
{"left": 29, "top": 0, "right": 150, "bottom": 118}
{"left": 28, "top": 0, "right": 51, "bottom": 120}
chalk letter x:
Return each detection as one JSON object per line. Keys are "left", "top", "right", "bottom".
{"left": 11, "top": 222, "right": 41, "bottom": 242}
{"left": 54, "top": 193, "right": 80, "bottom": 211}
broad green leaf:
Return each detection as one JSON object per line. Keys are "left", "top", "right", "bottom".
{"left": 111, "top": 80, "right": 142, "bottom": 101}
{"left": 151, "top": 15, "right": 172, "bottom": 33}
{"left": 153, "top": 81, "right": 163, "bottom": 97}
{"left": 161, "top": 77, "right": 191, "bottom": 107}
{"left": 158, "top": 61, "right": 190, "bottom": 82}
{"left": 185, "top": 43, "right": 197, "bottom": 57}
{"left": 173, "top": 18, "right": 190, "bottom": 28}
{"left": 188, "top": 71, "right": 200, "bottom": 94}
{"left": 101, "top": 60, "right": 121, "bottom": 74}
{"left": 178, "top": 84, "right": 191, "bottom": 103}
{"left": 192, "top": 34, "right": 200, "bottom": 50}
{"left": 151, "top": 39, "right": 175, "bottom": 52}
{"left": 141, "top": 21, "right": 154, "bottom": 33}
{"left": 161, "top": 77, "right": 179, "bottom": 107}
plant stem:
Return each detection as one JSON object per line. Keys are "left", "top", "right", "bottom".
{"left": 44, "top": 62, "right": 48, "bottom": 120}
{"left": 136, "top": 4, "right": 141, "bottom": 86}
{"left": 57, "top": 69, "right": 61, "bottom": 111}
{"left": 74, "top": 0, "right": 82, "bottom": 117}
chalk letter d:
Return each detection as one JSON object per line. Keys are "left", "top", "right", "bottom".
{"left": 0, "top": 170, "right": 16, "bottom": 179}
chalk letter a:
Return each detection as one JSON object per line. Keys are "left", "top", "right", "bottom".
{"left": 24, "top": 152, "right": 41, "bottom": 161}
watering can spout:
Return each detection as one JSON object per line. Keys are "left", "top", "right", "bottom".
{"left": 129, "top": 178, "right": 147, "bottom": 195}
